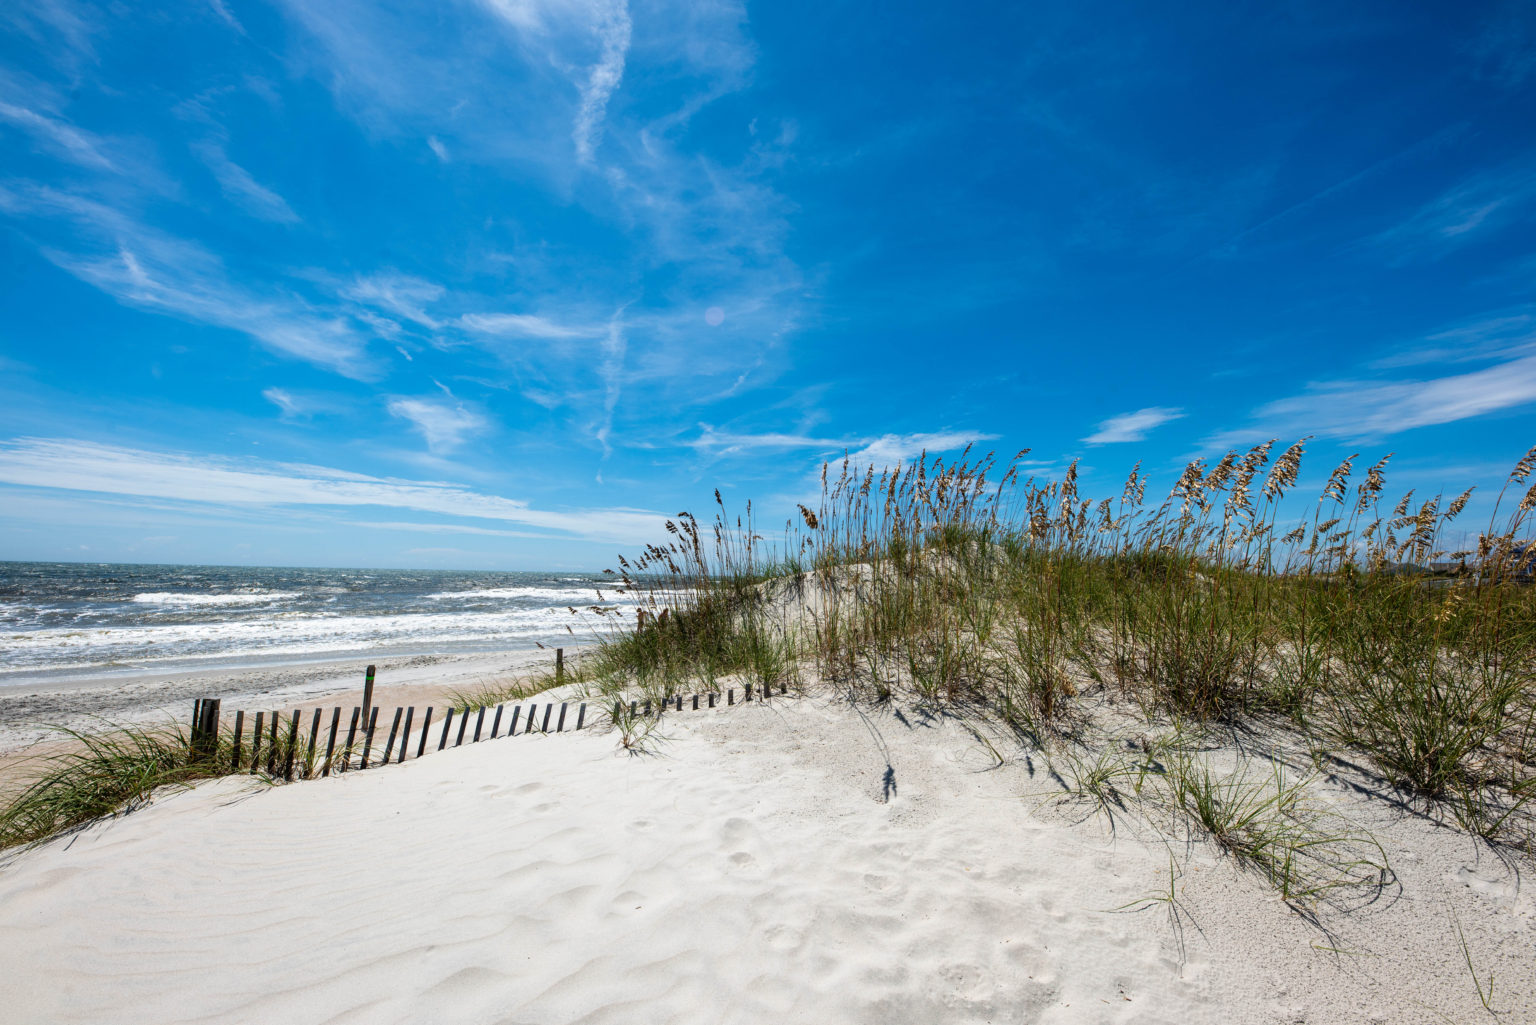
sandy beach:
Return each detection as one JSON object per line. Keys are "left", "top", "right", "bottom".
{"left": 0, "top": 647, "right": 573, "bottom": 762}
{"left": 0, "top": 690, "right": 1530, "bottom": 1024}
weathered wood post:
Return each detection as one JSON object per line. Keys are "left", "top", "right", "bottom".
{"left": 399, "top": 707, "right": 415, "bottom": 763}
{"left": 249, "top": 711, "right": 265, "bottom": 771}
{"left": 362, "top": 664, "right": 376, "bottom": 734}
{"left": 555, "top": 647, "right": 564, "bottom": 684}
{"left": 190, "top": 698, "right": 221, "bottom": 760}
{"left": 283, "top": 710, "right": 301, "bottom": 781}
{"left": 231, "top": 710, "right": 245, "bottom": 770}
{"left": 416, "top": 707, "right": 433, "bottom": 758}
{"left": 322, "top": 707, "right": 341, "bottom": 776}
{"left": 304, "top": 708, "right": 322, "bottom": 777}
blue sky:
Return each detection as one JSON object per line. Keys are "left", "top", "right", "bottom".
{"left": 1, "top": 1, "right": 1533, "bottom": 570}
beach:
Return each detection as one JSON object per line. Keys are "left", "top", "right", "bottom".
{"left": 0, "top": 647, "right": 569, "bottom": 759}
{"left": 1, "top": 691, "right": 1531, "bottom": 1024}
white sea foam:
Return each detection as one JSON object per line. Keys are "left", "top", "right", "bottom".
{"left": 131, "top": 591, "right": 303, "bottom": 606}
{"left": 0, "top": 605, "right": 627, "bottom": 673}
{"left": 426, "top": 587, "right": 601, "bottom": 602}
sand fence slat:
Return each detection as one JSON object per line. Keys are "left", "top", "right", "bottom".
{"left": 283, "top": 710, "right": 301, "bottom": 781}
{"left": 438, "top": 708, "right": 454, "bottom": 751}
{"left": 491, "top": 705, "right": 504, "bottom": 739}
{"left": 456, "top": 707, "right": 470, "bottom": 746}
{"left": 266, "top": 711, "right": 280, "bottom": 775}
{"left": 340, "top": 708, "right": 360, "bottom": 772}
{"left": 540, "top": 705, "right": 553, "bottom": 733}
{"left": 508, "top": 706, "right": 522, "bottom": 736}
{"left": 576, "top": 703, "right": 587, "bottom": 730}
{"left": 360, "top": 707, "right": 381, "bottom": 769}
{"left": 381, "top": 707, "right": 403, "bottom": 766}
{"left": 230, "top": 710, "right": 245, "bottom": 770}
{"left": 525, "top": 704, "right": 538, "bottom": 734}
{"left": 305, "top": 709, "right": 322, "bottom": 778}
{"left": 322, "top": 707, "right": 341, "bottom": 776}
{"left": 249, "top": 712, "right": 264, "bottom": 772}
{"left": 557, "top": 703, "right": 569, "bottom": 731}
{"left": 399, "top": 707, "right": 414, "bottom": 764}
{"left": 416, "top": 707, "right": 434, "bottom": 758}
{"left": 473, "top": 706, "right": 487, "bottom": 742}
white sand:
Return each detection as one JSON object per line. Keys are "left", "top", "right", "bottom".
{"left": 0, "top": 694, "right": 1531, "bottom": 1023}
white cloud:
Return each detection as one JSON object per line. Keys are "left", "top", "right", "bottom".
{"left": 1373, "top": 162, "right": 1536, "bottom": 256}
{"left": 476, "top": 0, "right": 632, "bottom": 163}
{"left": 846, "top": 431, "right": 1000, "bottom": 468}
{"left": 1212, "top": 354, "right": 1536, "bottom": 446}
{"left": 1083, "top": 407, "right": 1184, "bottom": 444}
{"left": 0, "top": 98, "right": 113, "bottom": 170}
{"left": 571, "top": 2, "right": 631, "bottom": 163}
{"left": 692, "top": 426, "right": 998, "bottom": 467}
{"left": 387, "top": 397, "right": 489, "bottom": 452}
{"left": 192, "top": 141, "right": 299, "bottom": 223}
{"left": 343, "top": 272, "right": 444, "bottom": 328}
{"left": 262, "top": 387, "right": 302, "bottom": 418}
{"left": 427, "top": 135, "right": 450, "bottom": 161}
{"left": 1, "top": 185, "right": 371, "bottom": 377}
{"left": 0, "top": 437, "right": 666, "bottom": 543}
{"left": 458, "top": 311, "right": 592, "bottom": 339}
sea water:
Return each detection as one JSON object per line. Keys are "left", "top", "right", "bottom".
{"left": 0, "top": 562, "right": 640, "bottom": 684}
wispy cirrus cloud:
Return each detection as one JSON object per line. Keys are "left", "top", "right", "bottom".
{"left": 1083, "top": 407, "right": 1184, "bottom": 444}
{"left": 1208, "top": 313, "right": 1536, "bottom": 446}
{"left": 0, "top": 437, "right": 666, "bottom": 543}
{"left": 342, "top": 272, "right": 444, "bottom": 328}
{"left": 1211, "top": 355, "right": 1536, "bottom": 447}
{"left": 191, "top": 140, "right": 299, "bottom": 223}
{"left": 1372, "top": 161, "right": 1536, "bottom": 257}
{"left": 0, "top": 96, "right": 114, "bottom": 170}
{"left": 458, "top": 311, "right": 593, "bottom": 339}
{"left": 386, "top": 397, "right": 489, "bottom": 452}
{"left": 0, "top": 184, "right": 375, "bottom": 377}
{"left": 692, "top": 425, "right": 998, "bottom": 466}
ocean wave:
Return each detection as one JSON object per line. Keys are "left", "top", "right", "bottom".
{"left": 0, "top": 606, "right": 627, "bottom": 671}
{"left": 426, "top": 586, "right": 603, "bottom": 602}
{"left": 132, "top": 591, "right": 303, "bottom": 606}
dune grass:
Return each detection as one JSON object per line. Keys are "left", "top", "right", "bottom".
{"left": 582, "top": 439, "right": 1536, "bottom": 852}
{"left": 0, "top": 721, "right": 264, "bottom": 851}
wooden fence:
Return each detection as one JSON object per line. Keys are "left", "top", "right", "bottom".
{"left": 188, "top": 666, "right": 781, "bottom": 784}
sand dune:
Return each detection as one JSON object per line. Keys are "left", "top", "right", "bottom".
{"left": 0, "top": 695, "right": 1531, "bottom": 1023}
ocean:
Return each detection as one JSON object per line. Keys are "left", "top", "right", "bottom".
{"left": 0, "top": 562, "right": 639, "bottom": 685}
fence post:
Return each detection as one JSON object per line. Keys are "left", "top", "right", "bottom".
{"left": 362, "top": 664, "right": 376, "bottom": 733}
{"left": 576, "top": 703, "right": 587, "bottom": 730}
{"left": 360, "top": 707, "right": 380, "bottom": 768}
{"left": 400, "top": 707, "right": 415, "bottom": 763}
{"left": 417, "top": 707, "right": 434, "bottom": 758}
{"left": 382, "top": 707, "right": 403, "bottom": 765}
{"left": 341, "top": 707, "right": 360, "bottom": 772}
{"left": 322, "top": 707, "right": 341, "bottom": 776}
{"left": 250, "top": 712, "right": 264, "bottom": 772}
{"left": 266, "top": 711, "right": 280, "bottom": 775}
{"left": 231, "top": 710, "right": 245, "bottom": 770}
{"left": 190, "top": 698, "right": 220, "bottom": 760}
{"left": 556, "top": 647, "right": 564, "bottom": 684}
{"left": 283, "top": 710, "right": 300, "bottom": 781}
{"left": 557, "top": 703, "right": 569, "bottom": 731}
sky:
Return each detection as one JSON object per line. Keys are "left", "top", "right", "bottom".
{"left": 0, "top": 1, "right": 1533, "bottom": 570}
